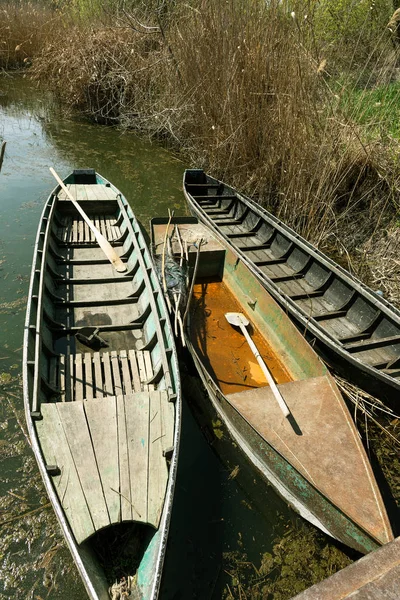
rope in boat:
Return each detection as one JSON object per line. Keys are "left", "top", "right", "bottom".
{"left": 155, "top": 222, "right": 202, "bottom": 345}
{"left": 109, "top": 575, "right": 138, "bottom": 599}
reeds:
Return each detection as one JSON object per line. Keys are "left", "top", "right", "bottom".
{"left": 0, "top": 1, "right": 60, "bottom": 70}
{"left": 3, "top": 0, "right": 400, "bottom": 290}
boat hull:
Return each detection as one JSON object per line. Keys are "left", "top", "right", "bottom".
{"left": 150, "top": 216, "right": 393, "bottom": 556}
{"left": 183, "top": 169, "right": 400, "bottom": 408}
{"left": 187, "top": 344, "right": 381, "bottom": 554}
{"left": 23, "top": 171, "right": 181, "bottom": 600}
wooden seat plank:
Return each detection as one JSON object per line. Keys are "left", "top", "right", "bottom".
{"left": 69, "top": 354, "right": 75, "bottom": 401}
{"left": 78, "top": 219, "right": 84, "bottom": 243}
{"left": 57, "top": 401, "right": 110, "bottom": 531}
{"left": 102, "top": 352, "right": 114, "bottom": 396}
{"left": 160, "top": 390, "right": 174, "bottom": 455}
{"left": 136, "top": 352, "right": 148, "bottom": 391}
{"left": 111, "top": 351, "right": 123, "bottom": 396}
{"left": 72, "top": 219, "right": 78, "bottom": 244}
{"left": 76, "top": 185, "right": 88, "bottom": 201}
{"left": 84, "top": 185, "right": 98, "bottom": 200}
{"left": 128, "top": 350, "right": 142, "bottom": 391}
{"left": 84, "top": 397, "right": 120, "bottom": 524}
{"left": 147, "top": 391, "right": 168, "bottom": 527}
{"left": 75, "top": 354, "right": 84, "bottom": 401}
{"left": 84, "top": 353, "right": 93, "bottom": 400}
{"left": 120, "top": 350, "right": 133, "bottom": 395}
{"left": 93, "top": 352, "right": 104, "bottom": 398}
{"left": 126, "top": 392, "right": 150, "bottom": 523}
{"left": 59, "top": 354, "right": 66, "bottom": 402}
{"left": 36, "top": 404, "right": 95, "bottom": 543}
{"left": 104, "top": 217, "right": 113, "bottom": 241}
{"left": 116, "top": 394, "right": 132, "bottom": 521}
{"left": 143, "top": 351, "right": 155, "bottom": 391}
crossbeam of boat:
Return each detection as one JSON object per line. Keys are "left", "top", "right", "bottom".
{"left": 213, "top": 207, "right": 250, "bottom": 227}
{"left": 239, "top": 242, "right": 274, "bottom": 252}
{"left": 313, "top": 309, "right": 348, "bottom": 321}
{"left": 344, "top": 334, "right": 400, "bottom": 352}
{"left": 186, "top": 183, "right": 221, "bottom": 189}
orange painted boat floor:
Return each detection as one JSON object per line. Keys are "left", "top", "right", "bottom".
{"left": 190, "top": 278, "right": 292, "bottom": 395}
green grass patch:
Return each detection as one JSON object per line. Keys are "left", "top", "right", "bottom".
{"left": 339, "top": 81, "right": 400, "bottom": 139}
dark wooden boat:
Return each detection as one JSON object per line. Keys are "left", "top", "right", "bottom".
{"left": 151, "top": 216, "right": 394, "bottom": 555}
{"left": 183, "top": 169, "right": 400, "bottom": 407}
{"left": 23, "top": 170, "right": 181, "bottom": 600}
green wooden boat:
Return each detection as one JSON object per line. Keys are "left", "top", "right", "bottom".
{"left": 183, "top": 169, "right": 400, "bottom": 409}
{"left": 23, "top": 170, "right": 181, "bottom": 600}
{"left": 151, "top": 216, "right": 393, "bottom": 555}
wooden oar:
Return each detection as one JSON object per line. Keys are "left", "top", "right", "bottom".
{"left": 225, "top": 312, "right": 290, "bottom": 418}
{"left": 49, "top": 167, "right": 126, "bottom": 273}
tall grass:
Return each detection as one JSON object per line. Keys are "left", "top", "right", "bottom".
{"left": 4, "top": 0, "right": 400, "bottom": 274}
{"left": 0, "top": 1, "right": 60, "bottom": 70}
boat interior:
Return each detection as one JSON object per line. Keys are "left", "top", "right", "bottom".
{"left": 184, "top": 170, "right": 400, "bottom": 383}
{"left": 151, "top": 217, "right": 393, "bottom": 549}
{"left": 25, "top": 171, "right": 177, "bottom": 547}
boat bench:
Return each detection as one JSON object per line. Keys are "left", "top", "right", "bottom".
{"left": 49, "top": 350, "right": 155, "bottom": 402}
{"left": 37, "top": 390, "right": 174, "bottom": 543}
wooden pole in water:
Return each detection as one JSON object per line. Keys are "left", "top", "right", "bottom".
{"left": 0, "top": 141, "right": 6, "bottom": 174}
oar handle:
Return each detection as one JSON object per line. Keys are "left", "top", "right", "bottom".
{"left": 238, "top": 322, "right": 291, "bottom": 418}
{"left": 50, "top": 168, "right": 98, "bottom": 236}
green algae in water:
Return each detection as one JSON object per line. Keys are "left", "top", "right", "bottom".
{"left": 222, "top": 525, "right": 352, "bottom": 599}
{"left": 0, "top": 376, "right": 86, "bottom": 600}
{"left": 0, "top": 297, "right": 27, "bottom": 315}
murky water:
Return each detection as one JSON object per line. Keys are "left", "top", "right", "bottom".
{"left": 0, "top": 75, "right": 351, "bottom": 600}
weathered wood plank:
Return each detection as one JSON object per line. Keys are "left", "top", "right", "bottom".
{"left": 116, "top": 394, "right": 132, "bottom": 521}
{"left": 126, "top": 392, "right": 150, "bottom": 523}
{"left": 84, "top": 184, "right": 98, "bottom": 200}
{"left": 72, "top": 219, "right": 78, "bottom": 244}
{"left": 56, "top": 401, "right": 110, "bottom": 531}
{"left": 76, "top": 184, "right": 88, "bottom": 201}
{"left": 84, "top": 353, "right": 93, "bottom": 400}
{"left": 69, "top": 354, "right": 75, "bottom": 401}
{"left": 111, "top": 351, "right": 123, "bottom": 396}
{"left": 160, "top": 389, "right": 174, "bottom": 454}
{"left": 136, "top": 351, "right": 148, "bottom": 391}
{"left": 120, "top": 350, "right": 133, "bottom": 395}
{"left": 78, "top": 218, "right": 84, "bottom": 243}
{"left": 128, "top": 350, "right": 142, "bottom": 392}
{"left": 102, "top": 352, "right": 114, "bottom": 396}
{"left": 143, "top": 351, "right": 155, "bottom": 391}
{"left": 104, "top": 217, "right": 113, "bottom": 242}
{"left": 148, "top": 391, "right": 168, "bottom": 527}
{"left": 59, "top": 354, "right": 66, "bottom": 402}
{"left": 84, "top": 220, "right": 90, "bottom": 243}
{"left": 75, "top": 353, "right": 84, "bottom": 401}
{"left": 37, "top": 404, "right": 95, "bottom": 544}
{"left": 84, "top": 397, "right": 120, "bottom": 524}
{"left": 93, "top": 352, "right": 104, "bottom": 398}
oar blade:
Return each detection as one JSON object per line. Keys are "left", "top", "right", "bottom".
{"left": 225, "top": 312, "right": 250, "bottom": 327}
{"left": 95, "top": 231, "right": 127, "bottom": 272}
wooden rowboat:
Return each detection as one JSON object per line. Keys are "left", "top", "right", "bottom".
{"left": 23, "top": 170, "right": 181, "bottom": 600}
{"left": 183, "top": 169, "right": 400, "bottom": 408}
{"left": 151, "top": 216, "right": 393, "bottom": 555}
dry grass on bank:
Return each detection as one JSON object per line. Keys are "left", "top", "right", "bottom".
{"left": 0, "top": 1, "right": 61, "bottom": 70}
{"left": 8, "top": 0, "right": 400, "bottom": 294}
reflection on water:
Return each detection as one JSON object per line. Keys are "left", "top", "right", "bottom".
{"left": 0, "top": 75, "right": 350, "bottom": 600}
